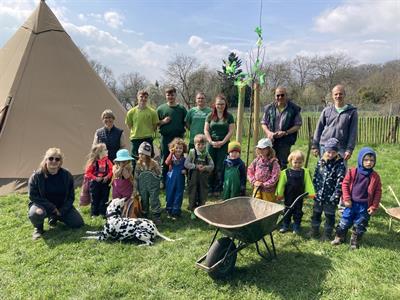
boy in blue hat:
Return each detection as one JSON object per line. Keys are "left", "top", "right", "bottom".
{"left": 332, "top": 147, "right": 382, "bottom": 249}
{"left": 310, "top": 138, "right": 346, "bottom": 240}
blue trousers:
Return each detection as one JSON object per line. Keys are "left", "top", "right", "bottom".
{"left": 166, "top": 170, "right": 185, "bottom": 215}
{"left": 337, "top": 202, "right": 369, "bottom": 235}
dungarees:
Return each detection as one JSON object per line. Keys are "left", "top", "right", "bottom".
{"left": 188, "top": 153, "right": 209, "bottom": 211}
{"left": 222, "top": 165, "right": 241, "bottom": 200}
{"left": 166, "top": 157, "right": 186, "bottom": 216}
{"left": 282, "top": 169, "right": 305, "bottom": 227}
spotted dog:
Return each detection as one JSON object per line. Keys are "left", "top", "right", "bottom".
{"left": 83, "top": 198, "right": 174, "bottom": 245}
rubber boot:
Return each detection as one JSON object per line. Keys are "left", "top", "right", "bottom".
{"left": 331, "top": 228, "right": 347, "bottom": 246}
{"left": 308, "top": 226, "right": 320, "bottom": 239}
{"left": 350, "top": 231, "right": 362, "bottom": 250}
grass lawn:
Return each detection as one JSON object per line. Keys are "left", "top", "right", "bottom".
{"left": 1, "top": 141, "right": 400, "bottom": 299}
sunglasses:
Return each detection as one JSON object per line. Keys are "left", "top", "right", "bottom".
{"left": 48, "top": 157, "right": 61, "bottom": 162}
{"left": 276, "top": 94, "right": 285, "bottom": 98}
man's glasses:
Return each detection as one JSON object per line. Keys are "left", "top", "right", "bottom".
{"left": 276, "top": 94, "right": 285, "bottom": 98}
{"left": 48, "top": 157, "right": 61, "bottom": 162}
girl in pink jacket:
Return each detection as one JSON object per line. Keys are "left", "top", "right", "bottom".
{"left": 247, "top": 138, "right": 281, "bottom": 202}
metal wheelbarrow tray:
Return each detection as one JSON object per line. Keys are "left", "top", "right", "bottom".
{"left": 194, "top": 193, "right": 307, "bottom": 279}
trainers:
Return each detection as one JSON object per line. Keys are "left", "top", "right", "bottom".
{"left": 191, "top": 212, "right": 197, "bottom": 220}
{"left": 331, "top": 235, "right": 343, "bottom": 246}
{"left": 32, "top": 227, "right": 44, "bottom": 240}
{"left": 279, "top": 225, "right": 289, "bottom": 233}
{"left": 293, "top": 224, "right": 301, "bottom": 235}
{"left": 48, "top": 216, "right": 58, "bottom": 227}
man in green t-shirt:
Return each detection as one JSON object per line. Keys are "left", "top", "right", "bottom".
{"left": 125, "top": 90, "right": 158, "bottom": 165}
{"left": 156, "top": 87, "right": 187, "bottom": 185}
{"left": 185, "top": 92, "right": 212, "bottom": 150}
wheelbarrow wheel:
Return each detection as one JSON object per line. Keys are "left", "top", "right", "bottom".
{"left": 204, "top": 237, "right": 237, "bottom": 279}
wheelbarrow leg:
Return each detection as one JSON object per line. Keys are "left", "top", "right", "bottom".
{"left": 208, "top": 228, "right": 220, "bottom": 249}
{"left": 269, "top": 233, "right": 277, "bottom": 258}
{"left": 255, "top": 236, "right": 275, "bottom": 260}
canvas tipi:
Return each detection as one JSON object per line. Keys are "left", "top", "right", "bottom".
{"left": 0, "top": 0, "right": 129, "bottom": 195}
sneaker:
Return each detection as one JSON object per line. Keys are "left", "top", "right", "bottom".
{"left": 331, "top": 235, "right": 343, "bottom": 246}
{"left": 48, "top": 216, "right": 58, "bottom": 227}
{"left": 293, "top": 224, "right": 301, "bottom": 235}
{"left": 32, "top": 227, "right": 44, "bottom": 240}
{"left": 191, "top": 212, "right": 197, "bottom": 220}
{"left": 279, "top": 225, "right": 289, "bottom": 233}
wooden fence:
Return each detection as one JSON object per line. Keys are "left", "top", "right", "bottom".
{"left": 242, "top": 115, "right": 400, "bottom": 144}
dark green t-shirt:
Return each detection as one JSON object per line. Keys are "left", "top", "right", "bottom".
{"left": 185, "top": 106, "right": 212, "bottom": 144}
{"left": 156, "top": 103, "right": 187, "bottom": 137}
{"left": 206, "top": 112, "right": 235, "bottom": 141}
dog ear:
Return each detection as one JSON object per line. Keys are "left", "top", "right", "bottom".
{"left": 105, "top": 199, "right": 112, "bottom": 207}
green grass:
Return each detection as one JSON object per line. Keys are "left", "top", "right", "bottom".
{"left": 1, "top": 141, "right": 400, "bottom": 299}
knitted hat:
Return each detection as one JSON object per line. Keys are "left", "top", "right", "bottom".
{"left": 228, "top": 141, "right": 241, "bottom": 153}
{"left": 138, "top": 142, "right": 152, "bottom": 156}
{"left": 256, "top": 138, "right": 273, "bottom": 149}
{"left": 324, "top": 138, "right": 339, "bottom": 151}
{"left": 114, "top": 149, "right": 134, "bottom": 162}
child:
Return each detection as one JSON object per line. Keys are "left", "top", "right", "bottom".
{"left": 112, "top": 149, "right": 134, "bottom": 200}
{"left": 165, "top": 138, "right": 188, "bottom": 219}
{"left": 185, "top": 134, "right": 214, "bottom": 219}
{"left": 276, "top": 150, "right": 315, "bottom": 234}
{"left": 310, "top": 138, "right": 346, "bottom": 240}
{"left": 332, "top": 147, "right": 382, "bottom": 249}
{"left": 84, "top": 143, "right": 113, "bottom": 217}
{"left": 134, "top": 142, "right": 162, "bottom": 224}
{"left": 222, "top": 141, "right": 246, "bottom": 200}
{"left": 247, "top": 138, "right": 280, "bottom": 202}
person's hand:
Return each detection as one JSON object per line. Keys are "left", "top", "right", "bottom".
{"left": 103, "top": 176, "right": 109, "bottom": 183}
{"left": 266, "top": 132, "right": 275, "bottom": 141}
{"left": 162, "top": 116, "right": 171, "bottom": 125}
{"left": 367, "top": 207, "right": 376, "bottom": 215}
{"left": 274, "top": 131, "right": 286, "bottom": 138}
{"left": 344, "top": 151, "right": 352, "bottom": 160}
{"left": 344, "top": 200, "right": 352, "bottom": 208}
{"left": 181, "top": 169, "right": 186, "bottom": 175}
{"left": 312, "top": 148, "right": 319, "bottom": 157}
{"left": 254, "top": 181, "right": 263, "bottom": 187}
{"left": 197, "top": 165, "right": 205, "bottom": 172}
{"left": 95, "top": 177, "right": 102, "bottom": 182}
{"left": 53, "top": 208, "right": 61, "bottom": 216}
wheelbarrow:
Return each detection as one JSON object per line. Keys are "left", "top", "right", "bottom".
{"left": 194, "top": 192, "right": 308, "bottom": 279}
{"left": 380, "top": 186, "right": 400, "bottom": 232}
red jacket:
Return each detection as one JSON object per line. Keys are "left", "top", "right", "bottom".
{"left": 342, "top": 168, "right": 382, "bottom": 213}
{"left": 85, "top": 156, "right": 113, "bottom": 181}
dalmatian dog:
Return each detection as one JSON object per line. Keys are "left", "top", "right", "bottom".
{"left": 83, "top": 198, "right": 175, "bottom": 245}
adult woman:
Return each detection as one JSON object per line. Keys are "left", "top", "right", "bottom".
{"left": 28, "top": 148, "right": 84, "bottom": 240}
{"left": 93, "top": 109, "right": 126, "bottom": 162}
{"left": 204, "top": 94, "right": 235, "bottom": 196}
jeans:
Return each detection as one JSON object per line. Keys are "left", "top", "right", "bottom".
{"left": 28, "top": 204, "right": 84, "bottom": 229}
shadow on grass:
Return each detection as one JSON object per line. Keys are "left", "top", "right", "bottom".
{"left": 42, "top": 223, "right": 100, "bottom": 248}
{"left": 216, "top": 250, "right": 331, "bottom": 298}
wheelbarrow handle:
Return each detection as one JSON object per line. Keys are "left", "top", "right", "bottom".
{"left": 276, "top": 192, "right": 309, "bottom": 227}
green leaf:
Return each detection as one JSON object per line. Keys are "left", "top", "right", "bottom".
{"left": 254, "top": 26, "right": 262, "bottom": 37}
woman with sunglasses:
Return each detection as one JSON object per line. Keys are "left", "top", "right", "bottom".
{"left": 261, "top": 87, "right": 302, "bottom": 170}
{"left": 28, "top": 148, "right": 84, "bottom": 240}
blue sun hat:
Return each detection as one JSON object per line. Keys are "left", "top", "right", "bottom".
{"left": 114, "top": 149, "right": 134, "bottom": 162}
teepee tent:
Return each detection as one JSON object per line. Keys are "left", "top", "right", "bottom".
{"left": 0, "top": 0, "right": 129, "bottom": 195}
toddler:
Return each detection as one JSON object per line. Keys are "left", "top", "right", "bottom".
{"left": 222, "top": 141, "right": 246, "bottom": 200}
{"left": 276, "top": 150, "right": 315, "bottom": 234}
{"left": 332, "top": 147, "right": 382, "bottom": 249}
{"left": 247, "top": 138, "right": 280, "bottom": 202}
{"left": 112, "top": 149, "right": 134, "bottom": 200}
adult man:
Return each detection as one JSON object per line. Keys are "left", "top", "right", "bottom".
{"left": 312, "top": 85, "right": 358, "bottom": 161}
{"left": 157, "top": 87, "right": 187, "bottom": 185}
{"left": 125, "top": 90, "right": 158, "bottom": 163}
{"left": 185, "top": 92, "right": 211, "bottom": 150}
{"left": 261, "top": 87, "right": 302, "bottom": 170}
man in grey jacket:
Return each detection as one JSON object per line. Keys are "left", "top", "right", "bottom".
{"left": 312, "top": 85, "right": 358, "bottom": 161}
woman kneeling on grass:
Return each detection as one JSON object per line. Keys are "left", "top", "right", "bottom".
{"left": 28, "top": 148, "right": 84, "bottom": 240}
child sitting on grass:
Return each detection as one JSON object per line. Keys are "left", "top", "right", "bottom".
{"left": 165, "top": 138, "right": 188, "bottom": 219}
{"left": 185, "top": 134, "right": 214, "bottom": 219}
{"left": 331, "top": 147, "right": 382, "bottom": 249}
{"left": 222, "top": 141, "right": 246, "bottom": 200}
{"left": 310, "top": 138, "right": 346, "bottom": 241}
{"left": 247, "top": 138, "right": 280, "bottom": 202}
{"left": 276, "top": 150, "right": 315, "bottom": 234}
{"left": 134, "top": 142, "right": 162, "bottom": 224}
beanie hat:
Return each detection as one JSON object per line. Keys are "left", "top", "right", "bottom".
{"left": 256, "top": 138, "right": 273, "bottom": 149}
{"left": 324, "top": 138, "right": 339, "bottom": 151}
{"left": 138, "top": 142, "right": 152, "bottom": 156}
{"left": 228, "top": 141, "right": 241, "bottom": 153}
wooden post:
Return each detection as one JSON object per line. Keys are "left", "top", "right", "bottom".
{"left": 253, "top": 82, "right": 260, "bottom": 153}
{"left": 236, "top": 85, "right": 245, "bottom": 143}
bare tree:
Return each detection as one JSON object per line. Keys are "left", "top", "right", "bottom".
{"left": 164, "top": 54, "right": 199, "bottom": 108}
{"left": 291, "top": 55, "right": 315, "bottom": 89}
{"left": 118, "top": 72, "right": 148, "bottom": 108}
{"left": 263, "top": 60, "right": 292, "bottom": 91}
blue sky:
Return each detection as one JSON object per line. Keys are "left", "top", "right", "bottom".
{"left": 1, "top": 0, "right": 399, "bottom": 82}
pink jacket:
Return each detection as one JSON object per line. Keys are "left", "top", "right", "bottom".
{"left": 247, "top": 156, "right": 280, "bottom": 193}
{"left": 342, "top": 168, "right": 382, "bottom": 213}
